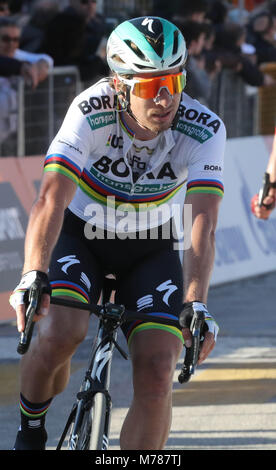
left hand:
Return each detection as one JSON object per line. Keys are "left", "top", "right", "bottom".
{"left": 180, "top": 301, "right": 219, "bottom": 365}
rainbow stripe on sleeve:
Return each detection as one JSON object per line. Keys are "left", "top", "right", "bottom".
{"left": 44, "top": 154, "right": 82, "bottom": 185}
{"left": 186, "top": 179, "right": 224, "bottom": 198}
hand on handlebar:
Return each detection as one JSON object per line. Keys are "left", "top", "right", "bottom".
{"left": 9, "top": 271, "right": 51, "bottom": 332}
{"left": 251, "top": 193, "right": 276, "bottom": 220}
{"left": 251, "top": 173, "right": 276, "bottom": 220}
{"left": 180, "top": 301, "right": 219, "bottom": 366}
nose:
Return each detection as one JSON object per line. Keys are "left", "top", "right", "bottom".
{"left": 154, "top": 87, "right": 173, "bottom": 107}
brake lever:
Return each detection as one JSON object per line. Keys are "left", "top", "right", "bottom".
{"left": 178, "top": 310, "right": 205, "bottom": 384}
{"left": 258, "top": 172, "right": 271, "bottom": 207}
{"left": 17, "top": 282, "right": 41, "bottom": 355}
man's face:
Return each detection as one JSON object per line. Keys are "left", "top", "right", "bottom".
{"left": 0, "top": 2, "right": 10, "bottom": 17}
{"left": 71, "top": 0, "right": 97, "bottom": 20}
{"left": 0, "top": 26, "right": 20, "bottom": 57}
{"left": 127, "top": 67, "right": 183, "bottom": 135}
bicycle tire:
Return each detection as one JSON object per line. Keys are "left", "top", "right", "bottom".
{"left": 89, "top": 392, "right": 108, "bottom": 450}
{"left": 64, "top": 402, "right": 91, "bottom": 450}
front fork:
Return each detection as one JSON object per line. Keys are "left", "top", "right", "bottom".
{"left": 68, "top": 325, "right": 115, "bottom": 450}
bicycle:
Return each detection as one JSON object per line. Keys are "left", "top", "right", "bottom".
{"left": 17, "top": 276, "right": 205, "bottom": 450}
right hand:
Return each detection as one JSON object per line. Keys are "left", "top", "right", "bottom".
{"left": 179, "top": 301, "right": 219, "bottom": 365}
{"left": 251, "top": 192, "right": 276, "bottom": 219}
{"left": 10, "top": 271, "right": 51, "bottom": 332}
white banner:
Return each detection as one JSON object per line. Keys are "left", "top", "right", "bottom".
{"left": 211, "top": 135, "right": 276, "bottom": 285}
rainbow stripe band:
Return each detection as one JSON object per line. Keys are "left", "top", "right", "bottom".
{"left": 44, "top": 154, "right": 82, "bottom": 185}
{"left": 119, "top": 111, "right": 135, "bottom": 138}
{"left": 79, "top": 169, "right": 184, "bottom": 211}
{"left": 126, "top": 321, "right": 184, "bottom": 347}
{"left": 20, "top": 398, "right": 51, "bottom": 419}
{"left": 50, "top": 280, "right": 89, "bottom": 303}
{"left": 186, "top": 179, "right": 224, "bottom": 198}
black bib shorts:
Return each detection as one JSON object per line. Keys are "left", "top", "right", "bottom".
{"left": 48, "top": 209, "right": 184, "bottom": 346}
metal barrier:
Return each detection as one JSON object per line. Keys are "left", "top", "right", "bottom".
{"left": 0, "top": 65, "right": 272, "bottom": 159}
{"left": 257, "top": 63, "right": 276, "bottom": 136}
{"left": 0, "top": 66, "right": 82, "bottom": 158}
{"left": 209, "top": 69, "right": 259, "bottom": 138}
{"left": 23, "top": 66, "right": 82, "bottom": 157}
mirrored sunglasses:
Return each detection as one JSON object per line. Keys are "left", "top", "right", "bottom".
{"left": 117, "top": 71, "right": 186, "bottom": 100}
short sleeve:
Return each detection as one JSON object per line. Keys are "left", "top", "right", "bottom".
{"left": 43, "top": 96, "right": 92, "bottom": 185}
{"left": 186, "top": 120, "right": 226, "bottom": 199}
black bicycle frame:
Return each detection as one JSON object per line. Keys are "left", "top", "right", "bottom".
{"left": 19, "top": 277, "right": 205, "bottom": 450}
{"left": 57, "top": 299, "right": 127, "bottom": 451}
{"left": 69, "top": 326, "right": 114, "bottom": 449}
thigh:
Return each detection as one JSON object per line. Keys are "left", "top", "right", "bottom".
{"left": 48, "top": 232, "right": 104, "bottom": 306}
{"left": 116, "top": 247, "right": 184, "bottom": 347}
{"left": 44, "top": 217, "right": 105, "bottom": 342}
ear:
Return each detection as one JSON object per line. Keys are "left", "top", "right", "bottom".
{"left": 114, "top": 77, "right": 126, "bottom": 98}
{"left": 114, "top": 75, "right": 122, "bottom": 93}
{"left": 113, "top": 75, "right": 119, "bottom": 91}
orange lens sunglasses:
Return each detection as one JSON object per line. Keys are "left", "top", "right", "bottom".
{"left": 116, "top": 71, "right": 186, "bottom": 100}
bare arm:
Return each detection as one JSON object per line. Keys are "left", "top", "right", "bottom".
{"left": 266, "top": 132, "right": 276, "bottom": 182}
{"left": 252, "top": 132, "right": 276, "bottom": 219}
{"left": 23, "top": 172, "right": 77, "bottom": 273}
{"left": 182, "top": 192, "right": 221, "bottom": 363}
{"left": 14, "top": 172, "right": 77, "bottom": 332}
{"left": 183, "top": 192, "right": 221, "bottom": 303}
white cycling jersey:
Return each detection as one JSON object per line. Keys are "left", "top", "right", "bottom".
{"left": 44, "top": 78, "right": 226, "bottom": 233}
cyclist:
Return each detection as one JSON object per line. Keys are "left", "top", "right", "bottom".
{"left": 251, "top": 125, "right": 276, "bottom": 219}
{"left": 10, "top": 16, "right": 225, "bottom": 450}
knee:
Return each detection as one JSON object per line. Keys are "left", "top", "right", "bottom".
{"left": 36, "top": 308, "right": 89, "bottom": 368}
{"left": 132, "top": 351, "right": 176, "bottom": 401}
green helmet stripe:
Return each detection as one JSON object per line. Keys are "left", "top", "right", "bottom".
{"left": 162, "top": 20, "right": 175, "bottom": 59}
{"left": 115, "top": 21, "right": 161, "bottom": 61}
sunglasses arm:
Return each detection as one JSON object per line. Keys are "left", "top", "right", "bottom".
{"left": 115, "top": 75, "right": 139, "bottom": 92}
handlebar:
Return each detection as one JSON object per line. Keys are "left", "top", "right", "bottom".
{"left": 178, "top": 310, "right": 204, "bottom": 383}
{"left": 17, "top": 282, "right": 42, "bottom": 355}
{"left": 258, "top": 172, "right": 271, "bottom": 207}
{"left": 16, "top": 291, "right": 205, "bottom": 384}
{"left": 258, "top": 172, "right": 276, "bottom": 209}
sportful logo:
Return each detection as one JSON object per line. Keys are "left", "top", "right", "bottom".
{"left": 137, "top": 295, "right": 153, "bottom": 311}
{"left": 80, "top": 272, "right": 91, "bottom": 291}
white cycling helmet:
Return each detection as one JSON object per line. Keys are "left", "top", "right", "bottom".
{"left": 107, "top": 16, "right": 187, "bottom": 75}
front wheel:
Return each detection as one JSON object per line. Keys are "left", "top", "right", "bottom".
{"left": 89, "top": 392, "right": 110, "bottom": 450}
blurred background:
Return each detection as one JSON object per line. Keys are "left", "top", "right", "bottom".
{"left": 0, "top": 0, "right": 275, "bottom": 157}
{"left": 0, "top": 0, "right": 276, "bottom": 323}
{"left": 1, "top": 2, "right": 276, "bottom": 451}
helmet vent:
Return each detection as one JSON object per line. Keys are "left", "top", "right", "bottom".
{"left": 111, "top": 54, "right": 126, "bottom": 64}
{"left": 172, "top": 30, "right": 179, "bottom": 55}
{"left": 145, "top": 34, "right": 164, "bottom": 58}
{"left": 133, "top": 63, "right": 156, "bottom": 70}
{"left": 124, "top": 40, "right": 149, "bottom": 62}
{"left": 168, "top": 56, "right": 183, "bottom": 67}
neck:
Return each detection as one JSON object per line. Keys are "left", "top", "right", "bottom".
{"left": 122, "top": 110, "right": 159, "bottom": 141}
